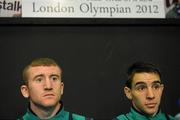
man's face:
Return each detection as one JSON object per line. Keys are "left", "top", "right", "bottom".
{"left": 21, "top": 65, "right": 64, "bottom": 109}
{"left": 124, "top": 72, "right": 164, "bottom": 116}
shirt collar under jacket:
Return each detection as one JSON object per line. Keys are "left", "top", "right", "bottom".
{"left": 128, "top": 107, "right": 167, "bottom": 120}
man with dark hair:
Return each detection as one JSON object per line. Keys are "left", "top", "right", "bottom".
{"left": 19, "top": 58, "right": 93, "bottom": 120}
{"left": 113, "top": 62, "right": 174, "bottom": 120}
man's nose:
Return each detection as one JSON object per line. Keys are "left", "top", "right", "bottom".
{"left": 44, "top": 79, "right": 52, "bottom": 90}
{"left": 146, "top": 87, "right": 155, "bottom": 99}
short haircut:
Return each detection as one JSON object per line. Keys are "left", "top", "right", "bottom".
{"left": 22, "top": 58, "right": 61, "bottom": 85}
{"left": 125, "top": 61, "right": 161, "bottom": 88}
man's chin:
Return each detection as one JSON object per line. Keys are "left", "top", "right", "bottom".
{"left": 41, "top": 101, "right": 58, "bottom": 108}
{"left": 144, "top": 109, "right": 158, "bottom": 116}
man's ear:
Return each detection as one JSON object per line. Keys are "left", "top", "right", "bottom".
{"left": 60, "top": 82, "right": 64, "bottom": 95}
{"left": 161, "top": 84, "right": 164, "bottom": 91}
{"left": 20, "top": 85, "right": 29, "bottom": 98}
{"left": 124, "top": 86, "right": 132, "bottom": 100}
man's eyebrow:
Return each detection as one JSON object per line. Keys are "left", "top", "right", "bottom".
{"left": 134, "top": 80, "right": 162, "bottom": 87}
{"left": 50, "top": 74, "right": 60, "bottom": 78}
{"left": 33, "top": 74, "right": 44, "bottom": 80}
{"left": 152, "top": 80, "right": 162, "bottom": 84}
{"left": 134, "top": 82, "right": 146, "bottom": 87}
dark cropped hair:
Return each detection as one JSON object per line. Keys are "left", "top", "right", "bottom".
{"left": 125, "top": 61, "right": 161, "bottom": 88}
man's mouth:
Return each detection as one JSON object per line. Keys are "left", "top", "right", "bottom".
{"left": 145, "top": 103, "right": 156, "bottom": 108}
{"left": 43, "top": 94, "right": 55, "bottom": 97}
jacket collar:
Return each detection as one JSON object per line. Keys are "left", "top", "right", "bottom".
{"left": 130, "top": 106, "right": 162, "bottom": 119}
{"left": 27, "top": 101, "right": 65, "bottom": 119}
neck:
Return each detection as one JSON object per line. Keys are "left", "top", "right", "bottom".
{"left": 30, "top": 102, "right": 61, "bottom": 119}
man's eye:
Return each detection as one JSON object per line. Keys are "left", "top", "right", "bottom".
{"left": 136, "top": 86, "right": 146, "bottom": 91}
{"left": 152, "top": 84, "right": 161, "bottom": 89}
{"left": 35, "top": 78, "right": 42, "bottom": 82}
{"left": 51, "top": 76, "right": 58, "bottom": 81}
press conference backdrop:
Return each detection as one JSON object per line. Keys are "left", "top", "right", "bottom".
{"left": 0, "top": 0, "right": 169, "bottom": 18}
{"left": 0, "top": 25, "right": 179, "bottom": 119}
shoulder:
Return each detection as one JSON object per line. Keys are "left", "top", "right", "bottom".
{"left": 167, "top": 114, "right": 175, "bottom": 120}
{"left": 72, "top": 113, "right": 93, "bottom": 120}
{"left": 72, "top": 113, "right": 85, "bottom": 120}
{"left": 175, "top": 113, "right": 180, "bottom": 120}
{"left": 160, "top": 112, "right": 175, "bottom": 120}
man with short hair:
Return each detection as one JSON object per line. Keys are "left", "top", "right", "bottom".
{"left": 113, "top": 62, "right": 174, "bottom": 120}
{"left": 19, "top": 57, "right": 93, "bottom": 120}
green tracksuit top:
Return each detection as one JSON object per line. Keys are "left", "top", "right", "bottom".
{"left": 20, "top": 107, "right": 92, "bottom": 120}
{"left": 113, "top": 107, "right": 174, "bottom": 120}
